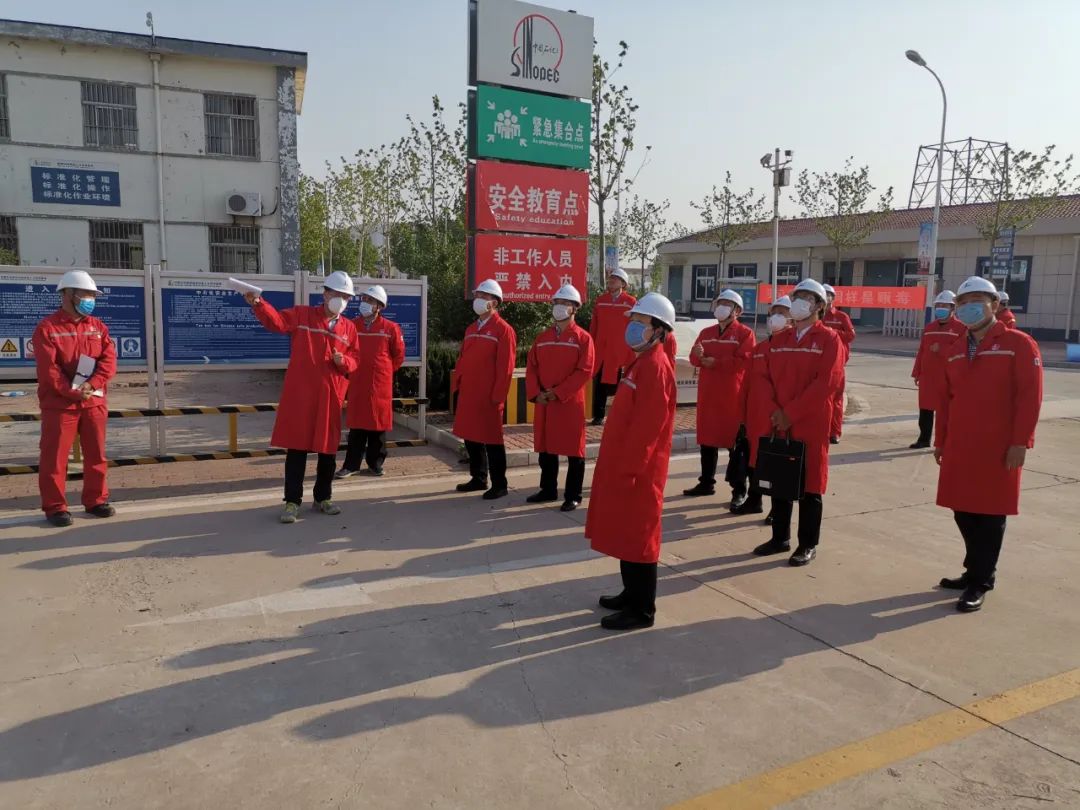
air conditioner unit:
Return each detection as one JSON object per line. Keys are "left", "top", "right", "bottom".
{"left": 226, "top": 192, "right": 262, "bottom": 216}
{"left": 675, "top": 299, "right": 687, "bottom": 313}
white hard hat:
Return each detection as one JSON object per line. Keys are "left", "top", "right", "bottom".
{"left": 822, "top": 283, "right": 836, "bottom": 296}
{"left": 792, "top": 278, "right": 828, "bottom": 303}
{"left": 714, "top": 289, "right": 744, "bottom": 309}
{"left": 626, "top": 292, "right": 676, "bottom": 331}
{"left": 474, "top": 278, "right": 504, "bottom": 301}
{"left": 56, "top": 270, "right": 99, "bottom": 293}
{"left": 772, "top": 295, "right": 792, "bottom": 310}
{"left": 608, "top": 268, "right": 630, "bottom": 285}
{"left": 323, "top": 271, "right": 355, "bottom": 296}
{"left": 933, "top": 290, "right": 957, "bottom": 306}
{"left": 956, "top": 276, "right": 999, "bottom": 300}
{"left": 362, "top": 284, "right": 388, "bottom": 306}
{"left": 552, "top": 284, "right": 582, "bottom": 305}
{"left": 999, "top": 290, "right": 1010, "bottom": 303}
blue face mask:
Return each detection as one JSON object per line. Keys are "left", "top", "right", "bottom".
{"left": 955, "top": 302, "right": 987, "bottom": 327}
{"left": 625, "top": 320, "right": 649, "bottom": 349}
{"left": 75, "top": 297, "right": 96, "bottom": 316}
{"left": 934, "top": 307, "right": 952, "bottom": 321}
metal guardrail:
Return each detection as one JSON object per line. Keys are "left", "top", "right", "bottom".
{"left": 0, "top": 399, "right": 429, "bottom": 423}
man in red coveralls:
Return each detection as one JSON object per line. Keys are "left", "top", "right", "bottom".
{"left": 752, "top": 279, "right": 844, "bottom": 566}
{"left": 821, "top": 284, "right": 855, "bottom": 445}
{"left": 34, "top": 270, "right": 118, "bottom": 527}
{"left": 935, "top": 276, "right": 1042, "bottom": 612}
{"left": 245, "top": 270, "right": 359, "bottom": 523}
{"left": 909, "top": 290, "right": 964, "bottom": 449}
{"left": 525, "top": 284, "right": 594, "bottom": 512}
{"left": 586, "top": 293, "right": 677, "bottom": 631}
{"left": 683, "top": 289, "right": 755, "bottom": 509}
{"left": 589, "top": 268, "right": 636, "bottom": 425}
{"left": 452, "top": 279, "right": 517, "bottom": 500}
{"left": 337, "top": 285, "right": 405, "bottom": 478}
{"left": 997, "top": 290, "right": 1017, "bottom": 329}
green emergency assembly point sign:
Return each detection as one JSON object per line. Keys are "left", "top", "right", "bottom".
{"left": 470, "top": 84, "right": 591, "bottom": 170}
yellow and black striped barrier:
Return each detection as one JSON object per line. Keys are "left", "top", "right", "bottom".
{"left": 503, "top": 377, "right": 595, "bottom": 426}
{"left": 0, "top": 398, "right": 429, "bottom": 423}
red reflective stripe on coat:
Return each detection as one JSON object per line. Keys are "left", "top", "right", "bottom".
{"left": 822, "top": 309, "right": 855, "bottom": 362}
{"left": 935, "top": 322, "right": 1042, "bottom": 516}
{"left": 689, "top": 320, "right": 755, "bottom": 449}
{"left": 346, "top": 316, "right": 405, "bottom": 432}
{"left": 452, "top": 312, "right": 517, "bottom": 445}
{"left": 744, "top": 332, "right": 785, "bottom": 467}
{"left": 255, "top": 302, "right": 358, "bottom": 455}
{"left": 761, "top": 322, "right": 844, "bottom": 495}
{"left": 586, "top": 342, "right": 677, "bottom": 563}
{"left": 999, "top": 309, "right": 1017, "bottom": 329}
{"left": 525, "top": 322, "right": 594, "bottom": 457}
{"left": 33, "top": 310, "right": 117, "bottom": 410}
{"left": 589, "top": 291, "right": 637, "bottom": 384}
{"left": 911, "top": 317, "right": 967, "bottom": 410}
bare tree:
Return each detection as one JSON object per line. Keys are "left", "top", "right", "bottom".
{"left": 623, "top": 195, "right": 671, "bottom": 289}
{"left": 690, "top": 172, "right": 769, "bottom": 281}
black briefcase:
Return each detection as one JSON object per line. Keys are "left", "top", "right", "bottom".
{"left": 725, "top": 429, "right": 750, "bottom": 488}
{"left": 755, "top": 434, "right": 806, "bottom": 501}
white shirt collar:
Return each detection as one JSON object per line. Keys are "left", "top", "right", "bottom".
{"left": 796, "top": 323, "right": 813, "bottom": 342}
{"left": 477, "top": 316, "right": 490, "bottom": 329}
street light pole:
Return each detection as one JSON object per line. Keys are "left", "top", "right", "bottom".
{"left": 907, "top": 49, "right": 947, "bottom": 301}
{"left": 760, "top": 148, "right": 794, "bottom": 303}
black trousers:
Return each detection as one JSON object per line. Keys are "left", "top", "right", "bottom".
{"left": 592, "top": 367, "right": 619, "bottom": 420}
{"left": 917, "top": 409, "right": 934, "bottom": 444}
{"left": 954, "top": 511, "right": 1006, "bottom": 587}
{"left": 620, "top": 560, "right": 658, "bottom": 617}
{"left": 698, "top": 444, "right": 749, "bottom": 497}
{"left": 284, "top": 449, "right": 336, "bottom": 505}
{"left": 343, "top": 428, "right": 386, "bottom": 472}
{"left": 465, "top": 440, "right": 507, "bottom": 489}
{"left": 746, "top": 466, "right": 763, "bottom": 504}
{"left": 770, "top": 493, "right": 823, "bottom": 548}
{"left": 538, "top": 452, "right": 585, "bottom": 501}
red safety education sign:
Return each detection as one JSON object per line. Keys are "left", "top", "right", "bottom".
{"left": 469, "top": 159, "right": 588, "bottom": 237}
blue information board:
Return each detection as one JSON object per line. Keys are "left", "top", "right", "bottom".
{"left": 306, "top": 293, "right": 422, "bottom": 361}
{"left": 733, "top": 286, "right": 758, "bottom": 316}
{"left": 0, "top": 273, "right": 146, "bottom": 368}
{"left": 161, "top": 287, "right": 293, "bottom": 365}
{"left": 31, "top": 165, "right": 121, "bottom": 207}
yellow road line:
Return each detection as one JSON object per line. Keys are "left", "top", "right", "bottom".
{"left": 669, "top": 667, "right": 1080, "bottom": 810}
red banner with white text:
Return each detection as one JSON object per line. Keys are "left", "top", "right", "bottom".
{"left": 468, "top": 159, "right": 589, "bottom": 237}
{"left": 468, "top": 234, "right": 589, "bottom": 303}
{"left": 758, "top": 285, "right": 928, "bottom": 310}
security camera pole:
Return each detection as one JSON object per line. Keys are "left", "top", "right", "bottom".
{"left": 761, "top": 149, "right": 794, "bottom": 303}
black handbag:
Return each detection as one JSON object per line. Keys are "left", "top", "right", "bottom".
{"left": 725, "top": 428, "right": 750, "bottom": 487}
{"left": 755, "top": 433, "right": 806, "bottom": 501}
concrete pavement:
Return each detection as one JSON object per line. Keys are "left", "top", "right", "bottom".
{"left": 1, "top": 356, "right": 1079, "bottom": 808}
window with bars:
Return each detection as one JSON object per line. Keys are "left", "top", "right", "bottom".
{"left": 0, "top": 216, "right": 18, "bottom": 263}
{"left": 692, "top": 264, "right": 718, "bottom": 302}
{"left": 90, "top": 221, "right": 144, "bottom": 269}
{"left": 204, "top": 93, "right": 258, "bottom": 158}
{"left": 0, "top": 74, "right": 9, "bottom": 140}
{"left": 727, "top": 263, "right": 758, "bottom": 280}
{"left": 209, "top": 225, "right": 260, "bottom": 273}
{"left": 771, "top": 261, "right": 803, "bottom": 283}
{"left": 82, "top": 81, "right": 138, "bottom": 149}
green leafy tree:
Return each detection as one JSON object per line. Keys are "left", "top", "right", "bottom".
{"left": 691, "top": 172, "right": 769, "bottom": 280}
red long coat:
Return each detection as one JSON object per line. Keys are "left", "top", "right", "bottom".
{"left": 911, "top": 316, "right": 966, "bottom": 411}
{"left": 999, "top": 309, "right": 1017, "bottom": 329}
{"left": 452, "top": 312, "right": 517, "bottom": 445}
{"left": 935, "top": 321, "right": 1042, "bottom": 516}
{"left": 822, "top": 308, "right": 855, "bottom": 361}
{"left": 526, "top": 322, "right": 594, "bottom": 457}
{"left": 589, "top": 291, "right": 637, "bottom": 384}
{"left": 255, "top": 302, "right": 358, "bottom": 454}
{"left": 346, "top": 315, "right": 405, "bottom": 432}
{"left": 33, "top": 310, "right": 117, "bottom": 411}
{"left": 689, "top": 320, "right": 755, "bottom": 449}
{"left": 743, "top": 330, "right": 789, "bottom": 467}
{"left": 586, "top": 342, "right": 677, "bottom": 563}
{"left": 761, "top": 321, "right": 844, "bottom": 495}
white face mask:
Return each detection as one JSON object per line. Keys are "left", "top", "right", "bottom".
{"left": 768, "top": 314, "right": 789, "bottom": 333}
{"left": 790, "top": 298, "right": 814, "bottom": 322}
{"left": 552, "top": 304, "right": 572, "bottom": 322}
{"left": 714, "top": 304, "right": 733, "bottom": 322}
{"left": 358, "top": 301, "right": 375, "bottom": 318}
{"left": 326, "top": 296, "right": 348, "bottom": 316}
{"left": 473, "top": 297, "right": 492, "bottom": 317}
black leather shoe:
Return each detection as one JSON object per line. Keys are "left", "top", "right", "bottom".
{"left": 753, "top": 539, "right": 791, "bottom": 556}
{"left": 590, "top": 417, "right": 605, "bottom": 427}
{"left": 47, "top": 511, "right": 73, "bottom": 527}
{"left": 600, "top": 610, "right": 654, "bottom": 631}
{"left": 560, "top": 499, "right": 581, "bottom": 512}
{"left": 789, "top": 546, "right": 817, "bottom": 566}
{"left": 599, "top": 591, "right": 629, "bottom": 610}
{"left": 482, "top": 487, "right": 509, "bottom": 500}
{"left": 763, "top": 510, "right": 773, "bottom": 526}
{"left": 682, "top": 483, "right": 715, "bottom": 497}
{"left": 526, "top": 490, "right": 559, "bottom": 504}
{"left": 732, "top": 497, "right": 763, "bottom": 515}
{"left": 367, "top": 467, "right": 385, "bottom": 477}
{"left": 729, "top": 493, "right": 749, "bottom": 511}
{"left": 86, "top": 503, "right": 116, "bottom": 518}
{"left": 456, "top": 478, "right": 488, "bottom": 493}
{"left": 909, "top": 440, "right": 931, "bottom": 449}
{"left": 957, "top": 586, "right": 987, "bottom": 612}
{"left": 830, "top": 436, "right": 840, "bottom": 445}
{"left": 940, "top": 574, "right": 995, "bottom": 591}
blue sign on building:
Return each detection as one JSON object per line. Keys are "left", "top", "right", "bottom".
{"left": 31, "top": 162, "right": 121, "bottom": 207}
{"left": 306, "top": 292, "right": 422, "bottom": 362}
{"left": 162, "top": 287, "right": 293, "bottom": 365}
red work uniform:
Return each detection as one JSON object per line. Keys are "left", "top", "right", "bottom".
{"left": 762, "top": 322, "right": 844, "bottom": 495}
{"left": 589, "top": 291, "right": 637, "bottom": 385}
{"left": 822, "top": 307, "right": 855, "bottom": 438}
{"left": 911, "top": 316, "right": 966, "bottom": 411}
{"left": 689, "top": 320, "right": 755, "bottom": 449}
{"left": 998, "top": 309, "right": 1017, "bottom": 329}
{"left": 452, "top": 312, "right": 517, "bottom": 445}
{"left": 33, "top": 310, "right": 117, "bottom": 515}
{"left": 586, "top": 342, "right": 677, "bottom": 563}
{"left": 526, "top": 322, "right": 594, "bottom": 457}
{"left": 346, "top": 315, "right": 405, "bottom": 432}
{"left": 743, "top": 330, "right": 787, "bottom": 468}
{"left": 936, "top": 322, "right": 1042, "bottom": 515}
{"left": 254, "top": 302, "right": 358, "bottom": 454}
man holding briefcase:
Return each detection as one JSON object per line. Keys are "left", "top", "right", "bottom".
{"left": 752, "top": 279, "right": 844, "bottom": 566}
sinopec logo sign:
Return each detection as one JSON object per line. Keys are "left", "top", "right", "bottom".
{"left": 472, "top": 0, "right": 593, "bottom": 100}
